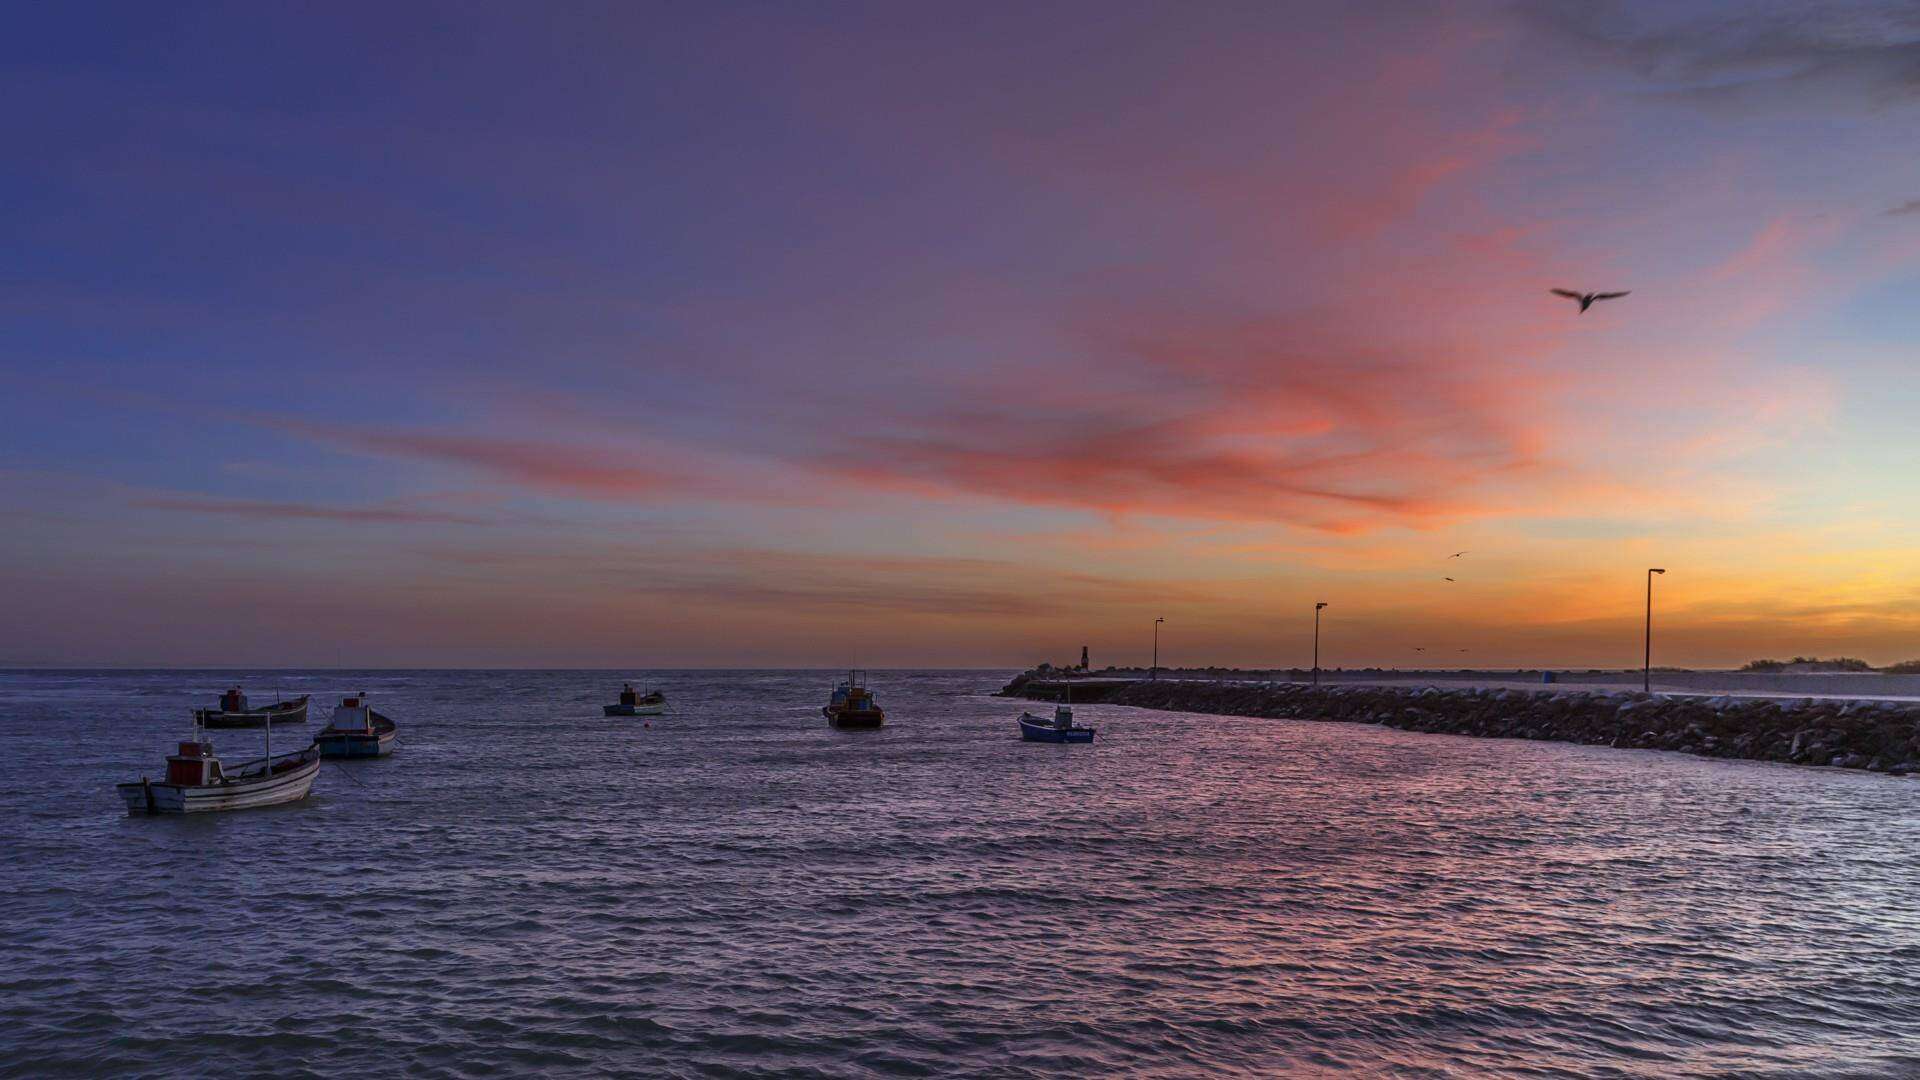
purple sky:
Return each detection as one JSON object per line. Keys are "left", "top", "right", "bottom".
{"left": 5, "top": 2, "right": 1920, "bottom": 668}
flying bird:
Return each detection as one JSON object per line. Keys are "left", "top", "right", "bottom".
{"left": 1449, "top": 551, "right": 1468, "bottom": 559}
{"left": 1551, "top": 288, "right": 1630, "bottom": 313}
{"left": 1444, "top": 577, "right": 1455, "bottom": 582}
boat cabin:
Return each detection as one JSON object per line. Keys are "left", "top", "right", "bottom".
{"left": 620, "top": 683, "right": 637, "bottom": 707}
{"left": 328, "top": 695, "right": 374, "bottom": 732}
{"left": 829, "top": 671, "right": 875, "bottom": 707}
{"left": 219, "top": 687, "right": 248, "bottom": 713}
{"left": 166, "top": 739, "right": 224, "bottom": 786}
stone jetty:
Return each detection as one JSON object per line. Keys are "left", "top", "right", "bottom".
{"left": 1002, "top": 672, "right": 1920, "bottom": 774}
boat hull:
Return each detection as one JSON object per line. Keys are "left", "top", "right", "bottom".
{"left": 603, "top": 702, "right": 665, "bottom": 716}
{"left": 825, "top": 707, "right": 885, "bottom": 730}
{"left": 315, "top": 729, "right": 396, "bottom": 758}
{"left": 196, "top": 696, "right": 310, "bottom": 728}
{"left": 1019, "top": 715, "right": 1096, "bottom": 743}
{"left": 117, "top": 748, "right": 321, "bottom": 814}
{"left": 315, "top": 708, "right": 397, "bottom": 758}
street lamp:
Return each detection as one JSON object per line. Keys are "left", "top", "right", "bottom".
{"left": 1313, "top": 602, "right": 1328, "bottom": 687}
{"left": 1151, "top": 617, "right": 1165, "bottom": 681}
{"left": 1644, "top": 568, "right": 1666, "bottom": 693}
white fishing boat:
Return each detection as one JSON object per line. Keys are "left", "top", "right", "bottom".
{"left": 314, "top": 693, "right": 397, "bottom": 758}
{"left": 117, "top": 709, "right": 320, "bottom": 814}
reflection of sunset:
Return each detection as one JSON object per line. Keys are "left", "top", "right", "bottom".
{"left": 4, "top": 5, "right": 1919, "bottom": 668}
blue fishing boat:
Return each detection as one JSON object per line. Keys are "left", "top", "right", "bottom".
{"left": 314, "top": 694, "right": 397, "bottom": 758}
{"left": 823, "top": 671, "right": 885, "bottom": 729}
{"left": 1018, "top": 702, "right": 1096, "bottom": 743}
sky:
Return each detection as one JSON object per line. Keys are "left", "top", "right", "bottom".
{"left": 3, "top": 1, "right": 1919, "bottom": 669}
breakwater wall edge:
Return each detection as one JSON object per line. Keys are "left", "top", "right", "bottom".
{"left": 1002, "top": 675, "right": 1920, "bottom": 775}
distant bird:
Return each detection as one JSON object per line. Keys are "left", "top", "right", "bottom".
{"left": 1414, "top": 647, "right": 1426, "bottom": 652}
{"left": 1449, "top": 551, "right": 1468, "bottom": 559}
{"left": 1551, "top": 288, "right": 1630, "bottom": 313}
{"left": 1444, "top": 577, "right": 1455, "bottom": 582}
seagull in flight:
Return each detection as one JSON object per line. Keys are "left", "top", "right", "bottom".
{"left": 1444, "top": 577, "right": 1455, "bottom": 582}
{"left": 1449, "top": 551, "right": 1468, "bottom": 559}
{"left": 1551, "top": 288, "right": 1630, "bottom": 313}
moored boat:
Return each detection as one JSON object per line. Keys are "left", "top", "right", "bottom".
{"left": 194, "top": 686, "right": 310, "bottom": 728}
{"left": 314, "top": 694, "right": 397, "bottom": 758}
{"left": 604, "top": 683, "right": 666, "bottom": 716}
{"left": 1019, "top": 702, "right": 1096, "bottom": 743}
{"left": 116, "top": 712, "right": 320, "bottom": 814}
{"left": 823, "top": 671, "right": 885, "bottom": 729}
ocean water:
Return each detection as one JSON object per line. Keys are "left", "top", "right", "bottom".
{"left": 2, "top": 669, "right": 1918, "bottom": 1078}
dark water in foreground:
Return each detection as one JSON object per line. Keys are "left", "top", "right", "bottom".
{"left": 3, "top": 669, "right": 1918, "bottom": 1078}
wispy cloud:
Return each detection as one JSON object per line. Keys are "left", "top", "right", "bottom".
{"left": 1529, "top": 1, "right": 1920, "bottom": 108}
{"left": 278, "top": 423, "right": 816, "bottom": 506}
{"left": 406, "top": 540, "right": 1235, "bottom": 621}
{"left": 1887, "top": 199, "right": 1920, "bottom": 216}
{"left": 133, "top": 495, "right": 499, "bottom": 526}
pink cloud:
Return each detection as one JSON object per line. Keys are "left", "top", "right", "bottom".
{"left": 811, "top": 347, "right": 1555, "bottom": 533}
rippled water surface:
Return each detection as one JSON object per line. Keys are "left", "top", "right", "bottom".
{"left": 4, "top": 669, "right": 1919, "bottom": 1078}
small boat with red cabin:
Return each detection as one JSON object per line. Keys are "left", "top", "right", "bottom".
{"left": 116, "top": 711, "right": 320, "bottom": 814}
{"left": 823, "top": 671, "right": 885, "bottom": 730}
{"left": 194, "top": 686, "right": 309, "bottom": 728}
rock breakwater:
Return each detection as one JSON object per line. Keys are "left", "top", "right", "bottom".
{"left": 1015, "top": 676, "right": 1920, "bottom": 774}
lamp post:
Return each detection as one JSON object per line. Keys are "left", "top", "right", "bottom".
{"left": 1151, "top": 617, "right": 1164, "bottom": 680}
{"left": 1313, "top": 602, "right": 1328, "bottom": 686}
{"left": 1644, "top": 568, "right": 1666, "bottom": 693}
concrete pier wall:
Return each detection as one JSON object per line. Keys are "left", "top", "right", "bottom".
{"left": 1001, "top": 670, "right": 1920, "bottom": 774}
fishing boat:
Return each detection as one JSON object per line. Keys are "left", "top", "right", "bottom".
{"left": 116, "top": 710, "right": 320, "bottom": 814}
{"left": 603, "top": 683, "right": 666, "bottom": 716}
{"left": 823, "top": 671, "right": 885, "bottom": 730}
{"left": 193, "top": 686, "right": 309, "bottom": 728}
{"left": 1018, "top": 701, "right": 1096, "bottom": 743}
{"left": 313, "top": 694, "right": 397, "bottom": 758}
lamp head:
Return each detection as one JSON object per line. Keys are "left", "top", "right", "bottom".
{"left": 1650, "top": 568, "right": 1666, "bottom": 575}
{"left": 1316, "top": 602, "right": 1329, "bottom": 610}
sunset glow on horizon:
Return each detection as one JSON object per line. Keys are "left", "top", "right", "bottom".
{"left": 5, "top": 2, "right": 1920, "bottom": 668}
